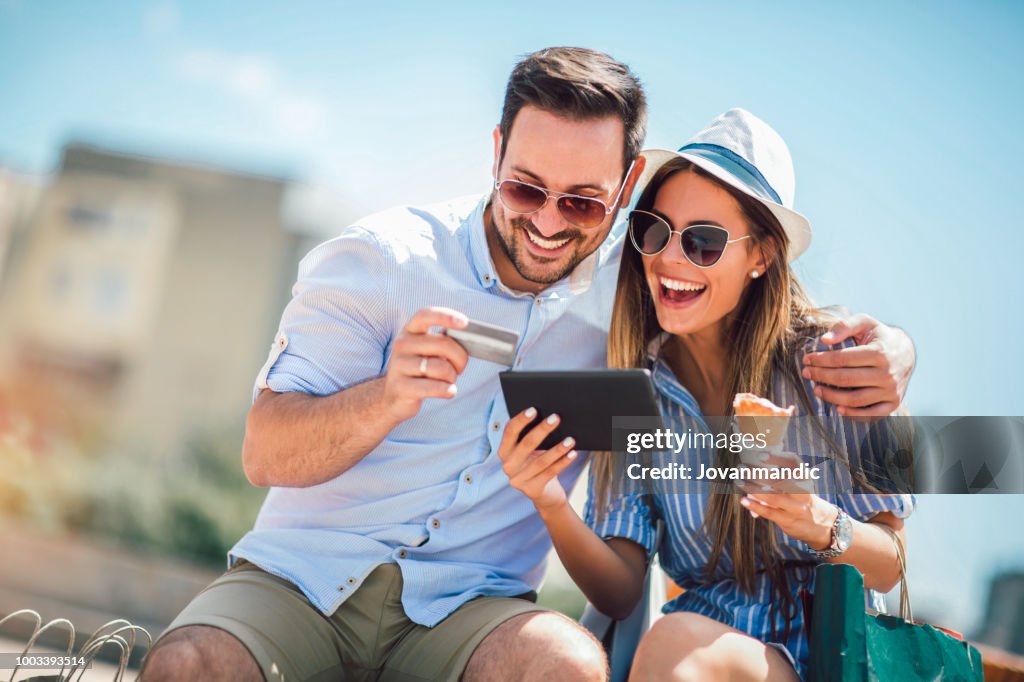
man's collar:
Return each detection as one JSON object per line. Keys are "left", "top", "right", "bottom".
{"left": 466, "top": 195, "right": 499, "bottom": 290}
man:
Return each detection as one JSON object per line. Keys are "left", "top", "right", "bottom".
{"left": 141, "top": 47, "right": 914, "bottom": 682}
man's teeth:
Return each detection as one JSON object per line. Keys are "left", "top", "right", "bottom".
{"left": 659, "top": 276, "right": 706, "bottom": 292}
{"left": 526, "top": 230, "right": 570, "bottom": 250}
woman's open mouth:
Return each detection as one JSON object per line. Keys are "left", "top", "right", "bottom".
{"left": 657, "top": 275, "right": 707, "bottom": 306}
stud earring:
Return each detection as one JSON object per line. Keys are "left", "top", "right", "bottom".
{"left": 751, "top": 270, "right": 760, "bottom": 279}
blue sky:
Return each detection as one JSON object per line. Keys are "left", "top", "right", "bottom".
{"left": 2, "top": 1, "right": 1022, "bottom": 634}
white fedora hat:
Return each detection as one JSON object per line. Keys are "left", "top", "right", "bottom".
{"left": 637, "top": 108, "right": 812, "bottom": 261}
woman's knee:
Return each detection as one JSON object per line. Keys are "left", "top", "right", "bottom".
{"left": 642, "top": 612, "right": 718, "bottom": 650}
{"left": 631, "top": 613, "right": 724, "bottom": 681}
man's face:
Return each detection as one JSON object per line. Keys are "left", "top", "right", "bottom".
{"left": 488, "top": 105, "right": 642, "bottom": 293}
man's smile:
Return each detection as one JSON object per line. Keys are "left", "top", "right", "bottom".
{"left": 521, "top": 224, "right": 574, "bottom": 255}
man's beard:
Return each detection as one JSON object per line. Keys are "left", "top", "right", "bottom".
{"left": 493, "top": 213, "right": 585, "bottom": 285}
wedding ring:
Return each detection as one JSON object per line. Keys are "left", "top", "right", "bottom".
{"left": 419, "top": 357, "right": 429, "bottom": 377}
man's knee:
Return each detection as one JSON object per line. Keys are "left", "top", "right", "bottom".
{"left": 467, "top": 612, "right": 607, "bottom": 682}
{"left": 537, "top": 614, "right": 606, "bottom": 679}
{"left": 139, "top": 625, "right": 263, "bottom": 682}
{"left": 549, "top": 622, "right": 607, "bottom": 681}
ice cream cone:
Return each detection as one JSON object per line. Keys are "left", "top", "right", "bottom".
{"left": 734, "top": 392, "right": 795, "bottom": 449}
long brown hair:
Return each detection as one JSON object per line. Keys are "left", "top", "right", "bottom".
{"left": 594, "top": 157, "right": 835, "bottom": 638}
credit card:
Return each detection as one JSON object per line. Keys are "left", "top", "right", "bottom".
{"left": 445, "top": 320, "right": 519, "bottom": 366}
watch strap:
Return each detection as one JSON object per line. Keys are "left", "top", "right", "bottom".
{"left": 804, "top": 506, "right": 849, "bottom": 559}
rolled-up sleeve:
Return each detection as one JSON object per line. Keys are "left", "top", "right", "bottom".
{"left": 583, "top": 464, "right": 658, "bottom": 557}
{"left": 834, "top": 416, "right": 917, "bottom": 521}
{"left": 253, "top": 226, "right": 395, "bottom": 401}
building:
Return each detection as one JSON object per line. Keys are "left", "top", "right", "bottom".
{"left": 976, "top": 571, "right": 1024, "bottom": 656}
{"left": 0, "top": 143, "right": 321, "bottom": 461}
{"left": 0, "top": 166, "right": 45, "bottom": 287}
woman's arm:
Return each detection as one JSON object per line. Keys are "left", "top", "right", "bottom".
{"left": 498, "top": 408, "right": 649, "bottom": 619}
{"left": 828, "top": 510, "right": 905, "bottom": 592}
{"left": 539, "top": 503, "right": 649, "bottom": 620}
{"left": 741, "top": 491, "right": 906, "bottom": 592}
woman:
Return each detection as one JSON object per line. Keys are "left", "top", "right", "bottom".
{"left": 497, "top": 109, "right": 914, "bottom": 681}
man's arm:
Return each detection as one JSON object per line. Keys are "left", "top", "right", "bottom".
{"left": 243, "top": 307, "right": 469, "bottom": 488}
{"left": 802, "top": 314, "right": 916, "bottom": 417}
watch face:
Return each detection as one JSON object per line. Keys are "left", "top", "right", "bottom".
{"left": 836, "top": 512, "right": 853, "bottom": 551}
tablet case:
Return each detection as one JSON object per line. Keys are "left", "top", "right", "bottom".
{"left": 498, "top": 369, "right": 664, "bottom": 451}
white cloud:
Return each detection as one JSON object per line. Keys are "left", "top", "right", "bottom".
{"left": 230, "top": 56, "right": 280, "bottom": 99}
{"left": 177, "top": 50, "right": 281, "bottom": 99}
{"left": 174, "top": 48, "right": 326, "bottom": 139}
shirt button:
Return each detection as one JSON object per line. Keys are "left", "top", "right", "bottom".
{"left": 534, "top": 298, "right": 542, "bottom": 306}
{"left": 398, "top": 549, "right": 408, "bottom": 559}
{"left": 464, "top": 474, "right": 473, "bottom": 484}
{"left": 346, "top": 577, "right": 356, "bottom": 585}
{"left": 491, "top": 421, "right": 500, "bottom": 432}
{"left": 338, "top": 585, "right": 346, "bottom": 592}
{"left": 430, "top": 518, "right": 441, "bottom": 529}
{"left": 484, "top": 274, "right": 492, "bottom": 283}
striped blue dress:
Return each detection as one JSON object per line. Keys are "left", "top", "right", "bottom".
{"left": 584, "top": 337, "right": 915, "bottom": 678}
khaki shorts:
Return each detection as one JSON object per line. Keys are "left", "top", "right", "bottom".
{"left": 158, "top": 560, "right": 548, "bottom": 682}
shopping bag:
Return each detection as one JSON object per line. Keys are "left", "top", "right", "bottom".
{"left": 807, "top": 526, "right": 983, "bottom": 681}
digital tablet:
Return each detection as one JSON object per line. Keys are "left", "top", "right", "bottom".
{"left": 499, "top": 369, "right": 665, "bottom": 451}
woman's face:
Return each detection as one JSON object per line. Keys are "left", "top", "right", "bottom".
{"left": 642, "top": 170, "right": 765, "bottom": 338}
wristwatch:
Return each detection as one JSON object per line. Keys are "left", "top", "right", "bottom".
{"left": 805, "top": 506, "right": 852, "bottom": 559}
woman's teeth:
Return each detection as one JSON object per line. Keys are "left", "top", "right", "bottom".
{"left": 658, "top": 275, "right": 706, "bottom": 303}
{"left": 526, "top": 230, "right": 570, "bottom": 250}
{"left": 658, "top": 276, "right": 706, "bottom": 292}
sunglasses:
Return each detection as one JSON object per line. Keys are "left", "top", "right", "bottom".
{"left": 628, "top": 210, "right": 751, "bottom": 267}
{"left": 494, "top": 161, "right": 635, "bottom": 230}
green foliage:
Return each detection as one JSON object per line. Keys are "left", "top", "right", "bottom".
{"left": 538, "top": 583, "right": 587, "bottom": 621}
{"left": 2, "top": 428, "right": 266, "bottom": 568}
{"left": 4, "top": 428, "right": 589, "bottom": 622}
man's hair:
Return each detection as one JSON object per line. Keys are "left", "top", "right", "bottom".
{"left": 499, "top": 47, "right": 647, "bottom": 171}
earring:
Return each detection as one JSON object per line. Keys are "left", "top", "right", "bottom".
{"left": 751, "top": 270, "right": 760, "bottom": 279}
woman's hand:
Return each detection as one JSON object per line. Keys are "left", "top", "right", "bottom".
{"left": 498, "top": 408, "right": 578, "bottom": 512}
{"left": 499, "top": 410, "right": 647, "bottom": 618}
{"left": 737, "top": 453, "right": 837, "bottom": 550}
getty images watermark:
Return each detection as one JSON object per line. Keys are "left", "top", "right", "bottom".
{"left": 608, "top": 416, "right": 1024, "bottom": 495}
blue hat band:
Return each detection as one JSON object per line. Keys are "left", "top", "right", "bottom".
{"left": 677, "top": 142, "right": 782, "bottom": 206}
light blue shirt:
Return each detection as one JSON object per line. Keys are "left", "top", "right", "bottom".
{"left": 230, "top": 194, "right": 624, "bottom": 626}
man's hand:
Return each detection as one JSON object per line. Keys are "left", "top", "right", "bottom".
{"left": 801, "top": 314, "right": 916, "bottom": 418}
{"left": 382, "top": 307, "right": 471, "bottom": 423}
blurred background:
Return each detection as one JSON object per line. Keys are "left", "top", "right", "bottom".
{"left": 1, "top": 0, "right": 1022, "bottom": 674}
